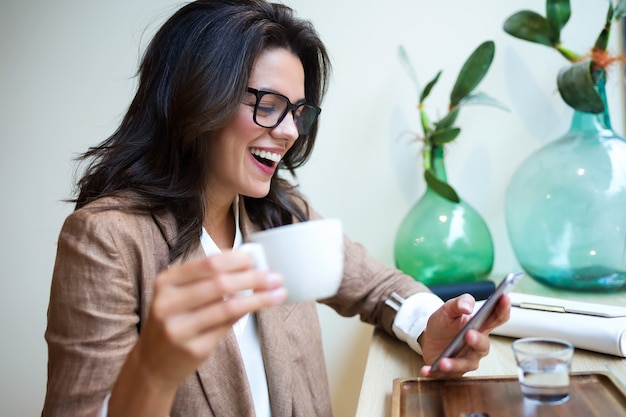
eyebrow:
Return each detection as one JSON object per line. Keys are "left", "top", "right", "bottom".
{"left": 252, "top": 87, "right": 307, "bottom": 105}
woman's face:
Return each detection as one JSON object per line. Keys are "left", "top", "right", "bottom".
{"left": 207, "top": 48, "right": 305, "bottom": 203}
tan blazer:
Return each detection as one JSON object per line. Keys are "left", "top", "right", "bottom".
{"left": 42, "top": 196, "right": 426, "bottom": 416}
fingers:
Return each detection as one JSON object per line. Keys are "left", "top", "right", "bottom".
{"left": 156, "top": 250, "right": 284, "bottom": 305}
{"left": 420, "top": 329, "right": 490, "bottom": 378}
{"left": 454, "top": 293, "right": 475, "bottom": 315}
{"left": 476, "top": 294, "right": 512, "bottom": 333}
{"left": 157, "top": 250, "right": 254, "bottom": 287}
{"left": 151, "top": 251, "right": 287, "bottom": 333}
{"left": 439, "top": 293, "right": 511, "bottom": 334}
{"left": 489, "top": 294, "right": 512, "bottom": 328}
{"left": 420, "top": 293, "right": 512, "bottom": 379}
{"left": 167, "top": 285, "right": 287, "bottom": 342}
{"left": 420, "top": 356, "right": 475, "bottom": 378}
{"left": 154, "top": 266, "right": 284, "bottom": 318}
{"left": 136, "top": 251, "right": 288, "bottom": 384}
{"left": 441, "top": 293, "right": 475, "bottom": 321}
{"left": 156, "top": 286, "right": 287, "bottom": 367}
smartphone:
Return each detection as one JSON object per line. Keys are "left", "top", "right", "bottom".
{"left": 430, "top": 271, "right": 524, "bottom": 372}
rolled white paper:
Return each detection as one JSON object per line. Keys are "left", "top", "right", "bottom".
{"left": 480, "top": 292, "right": 626, "bottom": 357}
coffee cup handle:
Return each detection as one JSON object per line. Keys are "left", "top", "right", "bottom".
{"left": 238, "top": 242, "right": 269, "bottom": 271}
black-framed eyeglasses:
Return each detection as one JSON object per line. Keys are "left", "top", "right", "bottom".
{"left": 246, "top": 87, "right": 321, "bottom": 135}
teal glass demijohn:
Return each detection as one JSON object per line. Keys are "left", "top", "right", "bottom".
{"left": 394, "top": 147, "right": 494, "bottom": 286}
{"left": 505, "top": 74, "right": 626, "bottom": 290}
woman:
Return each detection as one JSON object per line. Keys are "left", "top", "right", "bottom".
{"left": 42, "top": 1, "right": 510, "bottom": 416}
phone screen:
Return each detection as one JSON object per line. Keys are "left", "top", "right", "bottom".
{"left": 430, "top": 272, "right": 524, "bottom": 372}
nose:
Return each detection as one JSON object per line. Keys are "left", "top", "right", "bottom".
{"left": 271, "top": 111, "right": 299, "bottom": 142}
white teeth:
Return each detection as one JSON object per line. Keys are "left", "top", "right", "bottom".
{"left": 250, "top": 148, "right": 281, "bottom": 162}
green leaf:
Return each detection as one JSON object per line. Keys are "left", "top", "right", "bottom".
{"left": 431, "top": 127, "right": 461, "bottom": 146}
{"left": 450, "top": 41, "right": 495, "bottom": 107}
{"left": 616, "top": 0, "right": 626, "bottom": 19}
{"left": 556, "top": 60, "right": 604, "bottom": 113}
{"left": 398, "top": 45, "right": 420, "bottom": 94}
{"left": 424, "top": 169, "right": 460, "bottom": 203}
{"left": 435, "top": 107, "right": 460, "bottom": 130}
{"left": 546, "top": 0, "right": 571, "bottom": 40}
{"left": 420, "top": 71, "right": 442, "bottom": 103}
{"left": 593, "top": 3, "right": 614, "bottom": 51}
{"left": 503, "top": 10, "right": 556, "bottom": 47}
{"left": 459, "top": 92, "right": 510, "bottom": 112}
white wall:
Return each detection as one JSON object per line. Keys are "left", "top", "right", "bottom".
{"left": 1, "top": 1, "right": 623, "bottom": 416}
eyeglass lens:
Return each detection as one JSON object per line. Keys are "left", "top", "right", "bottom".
{"left": 253, "top": 91, "right": 319, "bottom": 135}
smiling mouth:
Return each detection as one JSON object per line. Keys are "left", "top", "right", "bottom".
{"left": 250, "top": 147, "right": 282, "bottom": 168}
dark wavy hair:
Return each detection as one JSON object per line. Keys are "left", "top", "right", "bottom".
{"left": 72, "top": 0, "right": 331, "bottom": 261}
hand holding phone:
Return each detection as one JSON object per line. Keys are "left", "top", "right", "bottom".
{"left": 430, "top": 272, "right": 524, "bottom": 373}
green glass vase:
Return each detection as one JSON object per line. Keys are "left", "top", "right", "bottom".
{"left": 505, "top": 74, "right": 626, "bottom": 291}
{"left": 394, "top": 148, "right": 494, "bottom": 286}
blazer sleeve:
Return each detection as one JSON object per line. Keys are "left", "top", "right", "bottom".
{"left": 41, "top": 206, "right": 166, "bottom": 417}
{"left": 307, "top": 209, "right": 432, "bottom": 336}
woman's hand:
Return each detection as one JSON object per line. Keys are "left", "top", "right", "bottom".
{"left": 418, "top": 293, "right": 511, "bottom": 378}
{"left": 140, "top": 250, "right": 286, "bottom": 383}
{"left": 109, "top": 250, "right": 286, "bottom": 416}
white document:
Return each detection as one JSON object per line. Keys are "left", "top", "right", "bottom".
{"left": 479, "top": 292, "right": 626, "bottom": 357}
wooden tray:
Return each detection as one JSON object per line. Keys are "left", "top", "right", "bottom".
{"left": 391, "top": 372, "right": 626, "bottom": 417}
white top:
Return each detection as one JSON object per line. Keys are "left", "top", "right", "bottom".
{"left": 199, "top": 211, "right": 272, "bottom": 417}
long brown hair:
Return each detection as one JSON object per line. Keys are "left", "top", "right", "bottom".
{"left": 73, "top": 0, "right": 331, "bottom": 261}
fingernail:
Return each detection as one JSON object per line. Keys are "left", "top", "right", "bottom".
{"left": 270, "top": 287, "right": 288, "bottom": 301}
{"left": 266, "top": 272, "right": 283, "bottom": 285}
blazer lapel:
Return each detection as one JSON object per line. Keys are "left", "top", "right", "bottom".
{"left": 257, "top": 306, "right": 296, "bottom": 417}
{"left": 196, "top": 330, "right": 255, "bottom": 416}
{"left": 153, "top": 210, "right": 255, "bottom": 415}
{"left": 240, "top": 201, "right": 296, "bottom": 416}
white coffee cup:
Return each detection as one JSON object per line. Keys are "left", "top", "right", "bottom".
{"left": 240, "top": 218, "right": 344, "bottom": 303}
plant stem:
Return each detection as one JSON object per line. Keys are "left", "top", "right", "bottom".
{"left": 420, "top": 105, "right": 433, "bottom": 171}
{"left": 555, "top": 44, "right": 582, "bottom": 62}
{"left": 423, "top": 143, "right": 432, "bottom": 172}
